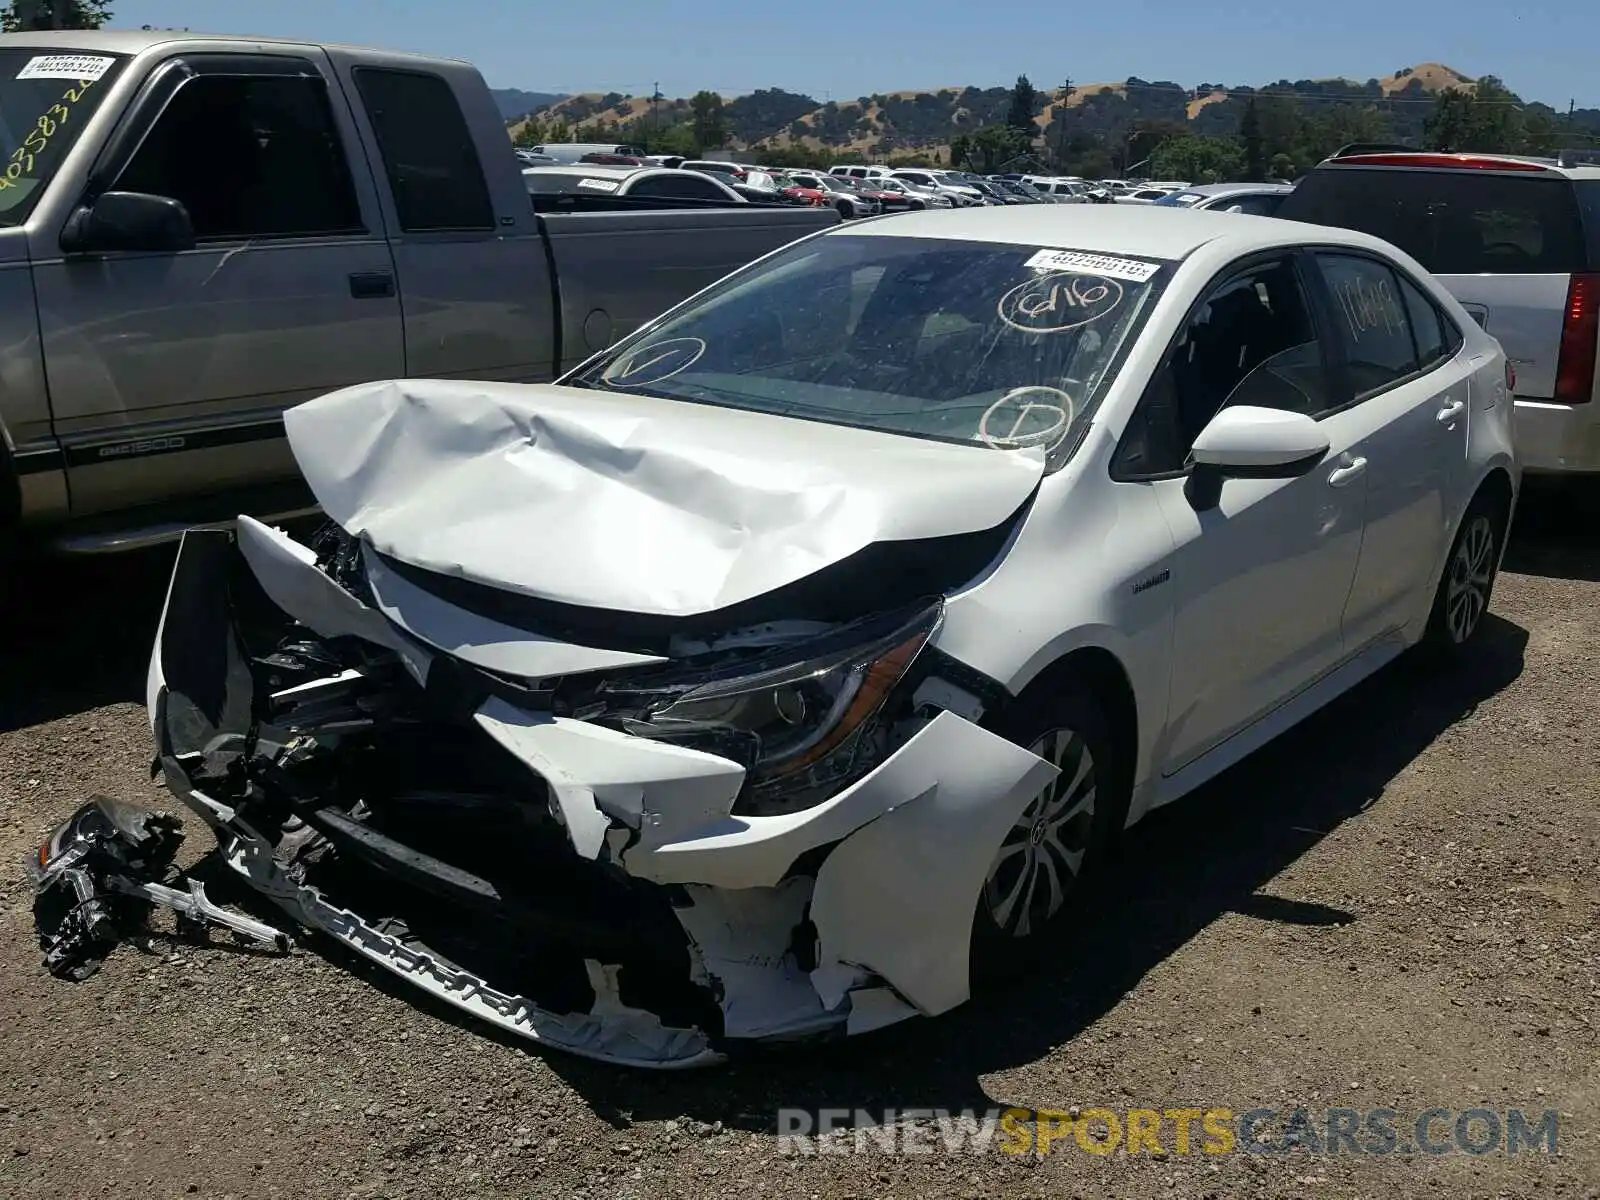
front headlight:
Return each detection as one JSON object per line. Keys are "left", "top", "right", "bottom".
{"left": 597, "top": 600, "right": 941, "bottom": 815}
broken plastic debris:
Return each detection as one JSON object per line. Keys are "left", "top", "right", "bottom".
{"left": 27, "top": 796, "right": 289, "bottom": 980}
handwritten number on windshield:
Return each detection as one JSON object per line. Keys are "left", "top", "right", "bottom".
{"left": 1, "top": 79, "right": 97, "bottom": 191}
{"left": 997, "top": 271, "right": 1124, "bottom": 334}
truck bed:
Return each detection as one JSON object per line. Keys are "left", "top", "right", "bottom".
{"left": 539, "top": 206, "right": 839, "bottom": 372}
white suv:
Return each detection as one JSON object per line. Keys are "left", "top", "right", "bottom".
{"left": 1279, "top": 148, "right": 1600, "bottom": 475}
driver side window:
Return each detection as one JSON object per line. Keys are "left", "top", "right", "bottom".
{"left": 1113, "top": 256, "right": 1340, "bottom": 478}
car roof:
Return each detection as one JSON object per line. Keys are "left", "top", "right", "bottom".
{"left": 1312, "top": 150, "right": 1600, "bottom": 180}
{"left": 838, "top": 203, "right": 1397, "bottom": 262}
{"left": 1178, "top": 182, "right": 1295, "bottom": 196}
{"left": 524, "top": 164, "right": 640, "bottom": 177}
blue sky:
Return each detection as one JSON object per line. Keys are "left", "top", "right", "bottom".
{"left": 112, "top": 0, "right": 1598, "bottom": 107}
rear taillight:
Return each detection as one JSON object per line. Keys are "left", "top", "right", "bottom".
{"left": 1554, "top": 272, "right": 1600, "bottom": 404}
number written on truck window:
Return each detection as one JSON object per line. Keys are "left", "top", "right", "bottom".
{"left": 0, "top": 49, "right": 129, "bottom": 224}
{"left": 1, "top": 78, "right": 97, "bottom": 189}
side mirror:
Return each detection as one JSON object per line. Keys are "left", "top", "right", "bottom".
{"left": 1191, "top": 405, "right": 1329, "bottom": 475}
{"left": 61, "top": 191, "right": 196, "bottom": 256}
{"left": 1186, "top": 405, "right": 1329, "bottom": 509}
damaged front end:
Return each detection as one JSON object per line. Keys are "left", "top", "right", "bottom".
{"left": 146, "top": 518, "right": 1056, "bottom": 1068}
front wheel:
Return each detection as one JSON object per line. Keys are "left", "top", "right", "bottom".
{"left": 836, "top": 200, "right": 853, "bottom": 219}
{"left": 970, "top": 680, "right": 1129, "bottom": 984}
{"left": 1423, "top": 494, "right": 1506, "bottom": 651}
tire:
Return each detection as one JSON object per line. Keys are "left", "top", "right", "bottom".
{"left": 1422, "top": 492, "right": 1507, "bottom": 652}
{"left": 835, "top": 200, "right": 853, "bottom": 219}
{"left": 911, "top": 200, "right": 926, "bottom": 211}
{"left": 969, "top": 677, "right": 1131, "bottom": 984}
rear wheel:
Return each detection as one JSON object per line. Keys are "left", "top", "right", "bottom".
{"left": 1423, "top": 493, "right": 1506, "bottom": 651}
{"left": 970, "top": 679, "right": 1129, "bottom": 983}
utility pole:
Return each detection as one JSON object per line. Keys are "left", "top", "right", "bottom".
{"left": 650, "top": 81, "right": 660, "bottom": 152}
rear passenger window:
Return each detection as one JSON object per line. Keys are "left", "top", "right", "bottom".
{"left": 1316, "top": 254, "right": 1418, "bottom": 394}
{"left": 353, "top": 68, "right": 494, "bottom": 232}
{"left": 1397, "top": 274, "right": 1450, "bottom": 368}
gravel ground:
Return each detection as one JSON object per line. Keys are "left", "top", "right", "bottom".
{"left": 1, "top": 487, "right": 1596, "bottom": 1200}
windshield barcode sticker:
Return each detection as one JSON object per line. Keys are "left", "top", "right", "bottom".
{"left": 1023, "top": 249, "right": 1160, "bottom": 282}
{"left": 576, "top": 177, "right": 620, "bottom": 192}
{"left": 16, "top": 54, "right": 116, "bottom": 81}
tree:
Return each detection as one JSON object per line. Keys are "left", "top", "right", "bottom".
{"left": 952, "top": 123, "right": 1030, "bottom": 173}
{"left": 1006, "top": 74, "right": 1038, "bottom": 137}
{"left": 690, "top": 91, "right": 726, "bottom": 153}
{"left": 1125, "top": 118, "right": 1186, "bottom": 172}
{"left": 1240, "top": 97, "right": 1265, "bottom": 180}
{"left": 1149, "top": 133, "right": 1244, "bottom": 183}
{"left": 1, "top": 0, "right": 110, "bottom": 29}
{"left": 1424, "top": 76, "right": 1525, "bottom": 153}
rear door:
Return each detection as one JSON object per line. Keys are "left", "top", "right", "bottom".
{"left": 333, "top": 58, "right": 557, "bottom": 383}
{"left": 30, "top": 51, "right": 403, "bottom": 516}
{"left": 1306, "top": 250, "right": 1474, "bottom": 648}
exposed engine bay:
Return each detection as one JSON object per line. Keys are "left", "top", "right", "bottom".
{"left": 137, "top": 513, "right": 1057, "bottom": 1067}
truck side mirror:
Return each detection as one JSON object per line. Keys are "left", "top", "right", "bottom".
{"left": 61, "top": 192, "right": 197, "bottom": 256}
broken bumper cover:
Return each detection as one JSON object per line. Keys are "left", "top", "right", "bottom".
{"left": 146, "top": 523, "right": 1055, "bottom": 1067}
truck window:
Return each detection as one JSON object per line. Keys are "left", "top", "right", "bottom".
{"left": 115, "top": 73, "right": 362, "bottom": 239}
{"left": 352, "top": 68, "right": 494, "bottom": 232}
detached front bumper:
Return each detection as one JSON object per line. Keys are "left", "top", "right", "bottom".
{"left": 146, "top": 523, "right": 1055, "bottom": 1067}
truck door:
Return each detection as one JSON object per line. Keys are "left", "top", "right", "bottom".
{"left": 29, "top": 52, "right": 404, "bottom": 517}
{"left": 331, "top": 59, "right": 557, "bottom": 384}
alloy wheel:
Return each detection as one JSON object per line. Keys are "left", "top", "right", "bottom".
{"left": 1446, "top": 514, "right": 1496, "bottom": 643}
{"left": 981, "top": 728, "right": 1097, "bottom": 939}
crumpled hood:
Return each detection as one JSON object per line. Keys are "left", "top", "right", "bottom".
{"left": 283, "top": 379, "right": 1045, "bottom": 617}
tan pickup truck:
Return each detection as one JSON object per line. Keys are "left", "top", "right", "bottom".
{"left": 0, "top": 30, "right": 837, "bottom": 556}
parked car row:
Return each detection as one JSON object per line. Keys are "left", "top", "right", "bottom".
{"left": 518, "top": 141, "right": 1600, "bottom": 480}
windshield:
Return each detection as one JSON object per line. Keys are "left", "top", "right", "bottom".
{"left": 0, "top": 50, "right": 127, "bottom": 225}
{"left": 566, "top": 233, "right": 1168, "bottom": 455}
{"left": 523, "top": 170, "right": 633, "bottom": 195}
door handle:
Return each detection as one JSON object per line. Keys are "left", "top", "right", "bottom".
{"left": 1436, "top": 399, "right": 1466, "bottom": 424}
{"left": 1328, "top": 457, "right": 1367, "bottom": 487}
{"left": 349, "top": 271, "right": 395, "bottom": 299}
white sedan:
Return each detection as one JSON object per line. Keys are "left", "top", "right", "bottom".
{"left": 146, "top": 206, "right": 1517, "bottom": 1068}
